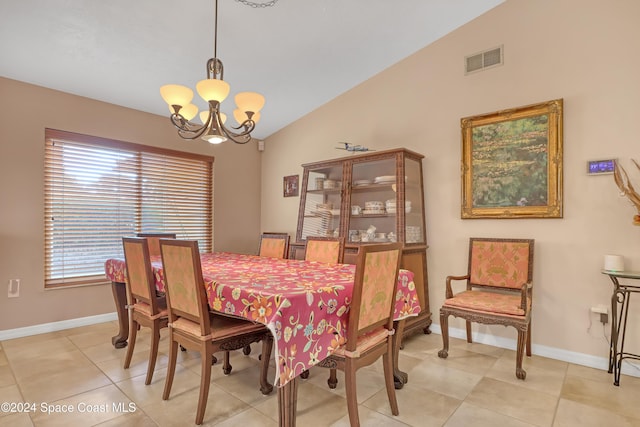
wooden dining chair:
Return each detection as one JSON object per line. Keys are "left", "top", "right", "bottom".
{"left": 160, "top": 239, "right": 273, "bottom": 425}
{"left": 136, "top": 232, "right": 177, "bottom": 257}
{"left": 122, "top": 237, "right": 169, "bottom": 385}
{"left": 258, "top": 232, "right": 290, "bottom": 258}
{"left": 438, "top": 237, "right": 535, "bottom": 380}
{"left": 317, "top": 243, "right": 403, "bottom": 427}
{"left": 304, "top": 236, "right": 345, "bottom": 264}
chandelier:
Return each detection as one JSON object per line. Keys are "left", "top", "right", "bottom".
{"left": 159, "top": 0, "right": 275, "bottom": 144}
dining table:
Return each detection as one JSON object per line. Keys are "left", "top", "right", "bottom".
{"left": 105, "top": 251, "right": 421, "bottom": 426}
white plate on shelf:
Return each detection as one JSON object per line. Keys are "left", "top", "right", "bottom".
{"left": 362, "top": 209, "right": 385, "bottom": 215}
{"left": 374, "top": 175, "right": 396, "bottom": 184}
{"left": 353, "top": 179, "right": 372, "bottom": 186}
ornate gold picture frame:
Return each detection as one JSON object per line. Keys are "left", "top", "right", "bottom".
{"left": 461, "top": 99, "right": 563, "bottom": 219}
{"left": 283, "top": 174, "right": 299, "bottom": 197}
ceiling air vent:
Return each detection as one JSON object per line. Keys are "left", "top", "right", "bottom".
{"left": 465, "top": 45, "right": 503, "bottom": 75}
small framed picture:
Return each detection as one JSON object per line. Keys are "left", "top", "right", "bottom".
{"left": 283, "top": 175, "right": 299, "bottom": 197}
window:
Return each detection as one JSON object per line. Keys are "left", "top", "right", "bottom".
{"left": 44, "top": 129, "right": 213, "bottom": 288}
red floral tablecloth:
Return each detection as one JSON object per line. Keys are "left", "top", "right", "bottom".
{"left": 105, "top": 252, "right": 421, "bottom": 386}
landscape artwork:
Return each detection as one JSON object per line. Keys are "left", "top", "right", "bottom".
{"left": 461, "top": 99, "right": 563, "bottom": 219}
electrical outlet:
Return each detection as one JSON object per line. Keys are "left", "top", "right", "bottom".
{"left": 8, "top": 279, "right": 20, "bottom": 298}
{"left": 600, "top": 312, "right": 609, "bottom": 324}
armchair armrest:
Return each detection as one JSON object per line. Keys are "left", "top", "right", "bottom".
{"left": 519, "top": 282, "right": 533, "bottom": 312}
{"left": 445, "top": 274, "right": 470, "bottom": 299}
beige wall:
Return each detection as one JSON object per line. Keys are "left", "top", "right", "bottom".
{"left": 261, "top": 0, "right": 640, "bottom": 362}
{"left": 0, "top": 77, "right": 261, "bottom": 330}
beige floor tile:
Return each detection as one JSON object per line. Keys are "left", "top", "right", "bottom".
{"left": 212, "top": 361, "right": 277, "bottom": 406}
{"left": 407, "top": 356, "right": 483, "bottom": 400}
{"left": 553, "top": 398, "right": 640, "bottom": 427}
{"left": 18, "top": 363, "right": 112, "bottom": 404}
{"left": 213, "top": 407, "right": 277, "bottom": 427}
{"left": 431, "top": 346, "right": 499, "bottom": 376}
{"left": 0, "top": 346, "right": 8, "bottom": 366}
{"left": 565, "top": 363, "right": 613, "bottom": 383}
{"left": 399, "top": 332, "right": 446, "bottom": 358}
{"left": 79, "top": 340, "right": 129, "bottom": 365}
{"left": 1, "top": 336, "right": 75, "bottom": 361}
{"left": 10, "top": 348, "right": 96, "bottom": 381}
{"left": 465, "top": 377, "right": 557, "bottom": 427}
{"left": 0, "top": 384, "right": 26, "bottom": 420}
{"left": 561, "top": 374, "right": 640, "bottom": 420}
{"left": 29, "top": 384, "right": 136, "bottom": 426}
{"left": 144, "top": 382, "right": 250, "bottom": 426}
{"left": 0, "top": 412, "right": 34, "bottom": 427}
{"left": 0, "top": 364, "right": 15, "bottom": 389}
{"left": 253, "top": 380, "right": 348, "bottom": 426}
{"left": 116, "top": 363, "right": 200, "bottom": 409}
{"left": 64, "top": 323, "right": 122, "bottom": 349}
{"left": 95, "top": 348, "right": 169, "bottom": 383}
{"left": 444, "top": 402, "right": 536, "bottom": 427}
{"left": 451, "top": 339, "right": 508, "bottom": 359}
{"left": 302, "top": 363, "right": 386, "bottom": 404}
{"left": 486, "top": 353, "right": 567, "bottom": 396}
{"left": 363, "top": 382, "right": 462, "bottom": 426}
{"left": 331, "top": 405, "right": 409, "bottom": 427}
{"left": 94, "top": 410, "right": 158, "bottom": 427}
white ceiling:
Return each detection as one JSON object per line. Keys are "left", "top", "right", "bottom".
{"left": 0, "top": 0, "right": 504, "bottom": 140}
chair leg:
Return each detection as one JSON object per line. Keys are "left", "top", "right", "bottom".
{"left": 259, "top": 335, "right": 274, "bottom": 395}
{"left": 243, "top": 344, "right": 252, "bottom": 355}
{"left": 123, "top": 318, "right": 138, "bottom": 369}
{"left": 327, "top": 368, "right": 338, "bottom": 389}
{"left": 526, "top": 320, "right": 532, "bottom": 356}
{"left": 515, "top": 329, "right": 527, "bottom": 380}
{"left": 196, "top": 345, "right": 213, "bottom": 425}
{"left": 162, "top": 336, "right": 179, "bottom": 400}
{"left": 438, "top": 312, "right": 449, "bottom": 358}
{"left": 344, "top": 359, "right": 360, "bottom": 427}
{"left": 382, "top": 342, "right": 399, "bottom": 416}
{"left": 222, "top": 349, "right": 232, "bottom": 375}
{"left": 145, "top": 323, "right": 160, "bottom": 385}
{"left": 465, "top": 320, "right": 473, "bottom": 343}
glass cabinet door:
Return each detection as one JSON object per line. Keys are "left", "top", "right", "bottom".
{"left": 348, "top": 156, "right": 397, "bottom": 244}
{"left": 299, "top": 163, "right": 343, "bottom": 240}
{"left": 404, "top": 156, "right": 425, "bottom": 244}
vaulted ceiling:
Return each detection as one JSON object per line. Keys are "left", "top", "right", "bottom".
{"left": 0, "top": 0, "right": 504, "bottom": 139}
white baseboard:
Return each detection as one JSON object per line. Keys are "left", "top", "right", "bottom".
{"left": 429, "top": 323, "right": 640, "bottom": 378}
{"left": 0, "top": 312, "right": 118, "bottom": 341}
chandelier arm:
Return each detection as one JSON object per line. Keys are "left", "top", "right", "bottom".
{"left": 219, "top": 120, "right": 256, "bottom": 144}
{"left": 169, "top": 114, "right": 209, "bottom": 140}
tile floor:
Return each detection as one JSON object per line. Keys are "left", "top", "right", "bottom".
{"left": 1, "top": 321, "right": 639, "bottom": 426}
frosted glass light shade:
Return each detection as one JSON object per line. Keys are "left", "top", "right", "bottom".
{"left": 196, "top": 78, "right": 230, "bottom": 103}
{"left": 233, "top": 109, "right": 261, "bottom": 125}
{"left": 234, "top": 92, "right": 265, "bottom": 113}
{"left": 177, "top": 103, "right": 198, "bottom": 121}
{"left": 160, "top": 84, "right": 193, "bottom": 107}
{"left": 202, "top": 134, "right": 227, "bottom": 144}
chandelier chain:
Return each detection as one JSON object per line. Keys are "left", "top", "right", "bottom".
{"left": 234, "top": 0, "right": 279, "bottom": 8}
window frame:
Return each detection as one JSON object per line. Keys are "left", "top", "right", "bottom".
{"left": 44, "top": 129, "right": 214, "bottom": 289}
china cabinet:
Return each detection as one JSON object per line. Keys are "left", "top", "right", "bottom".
{"left": 291, "top": 148, "right": 431, "bottom": 337}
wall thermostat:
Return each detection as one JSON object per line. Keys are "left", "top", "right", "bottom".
{"left": 587, "top": 159, "right": 616, "bottom": 175}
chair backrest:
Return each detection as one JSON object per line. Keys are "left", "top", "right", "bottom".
{"left": 136, "top": 233, "right": 177, "bottom": 257}
{"left": 345, "top": 243, "right": 403, "bottom": 352}
{"left": 304, "top": 236, "right": 345, "bottom": 264}
{"left": 159, "top": 239, "right": 211, "bottom": 336}
{"left": 258, "top": 232, "right": 290, "bottom": 259}
{"left": 468, "top": 238, "right": 534, "bottom": 290}
{"left": 122, "top": 237, "right": 162, "bottom": 314}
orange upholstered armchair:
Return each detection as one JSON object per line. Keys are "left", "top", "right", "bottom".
{"left": 438, "top": 237, "right": 534, "bottom": 380}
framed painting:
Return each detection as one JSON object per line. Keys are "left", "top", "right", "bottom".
{"left": 283, "top": 174, "right": 299, "bottom": 197}
{"left": 461, "top": 99, "right": 563, "bottom": 219}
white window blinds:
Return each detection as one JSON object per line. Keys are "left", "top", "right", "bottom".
{"left": 44, "top": 129, "right": 213, "bottom": 288}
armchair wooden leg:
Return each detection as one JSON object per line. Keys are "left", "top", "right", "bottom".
{"left": 515, "top": 329, "right": 527, "bottom": 380}
{"left": 465, "top": 320, "right": 473, "bottom": 343}
{"left": 438, "top": 312, "right": 449, "bottom": 359}
{"left": 526, "top": 321, "right": 532, "bottom": 357}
